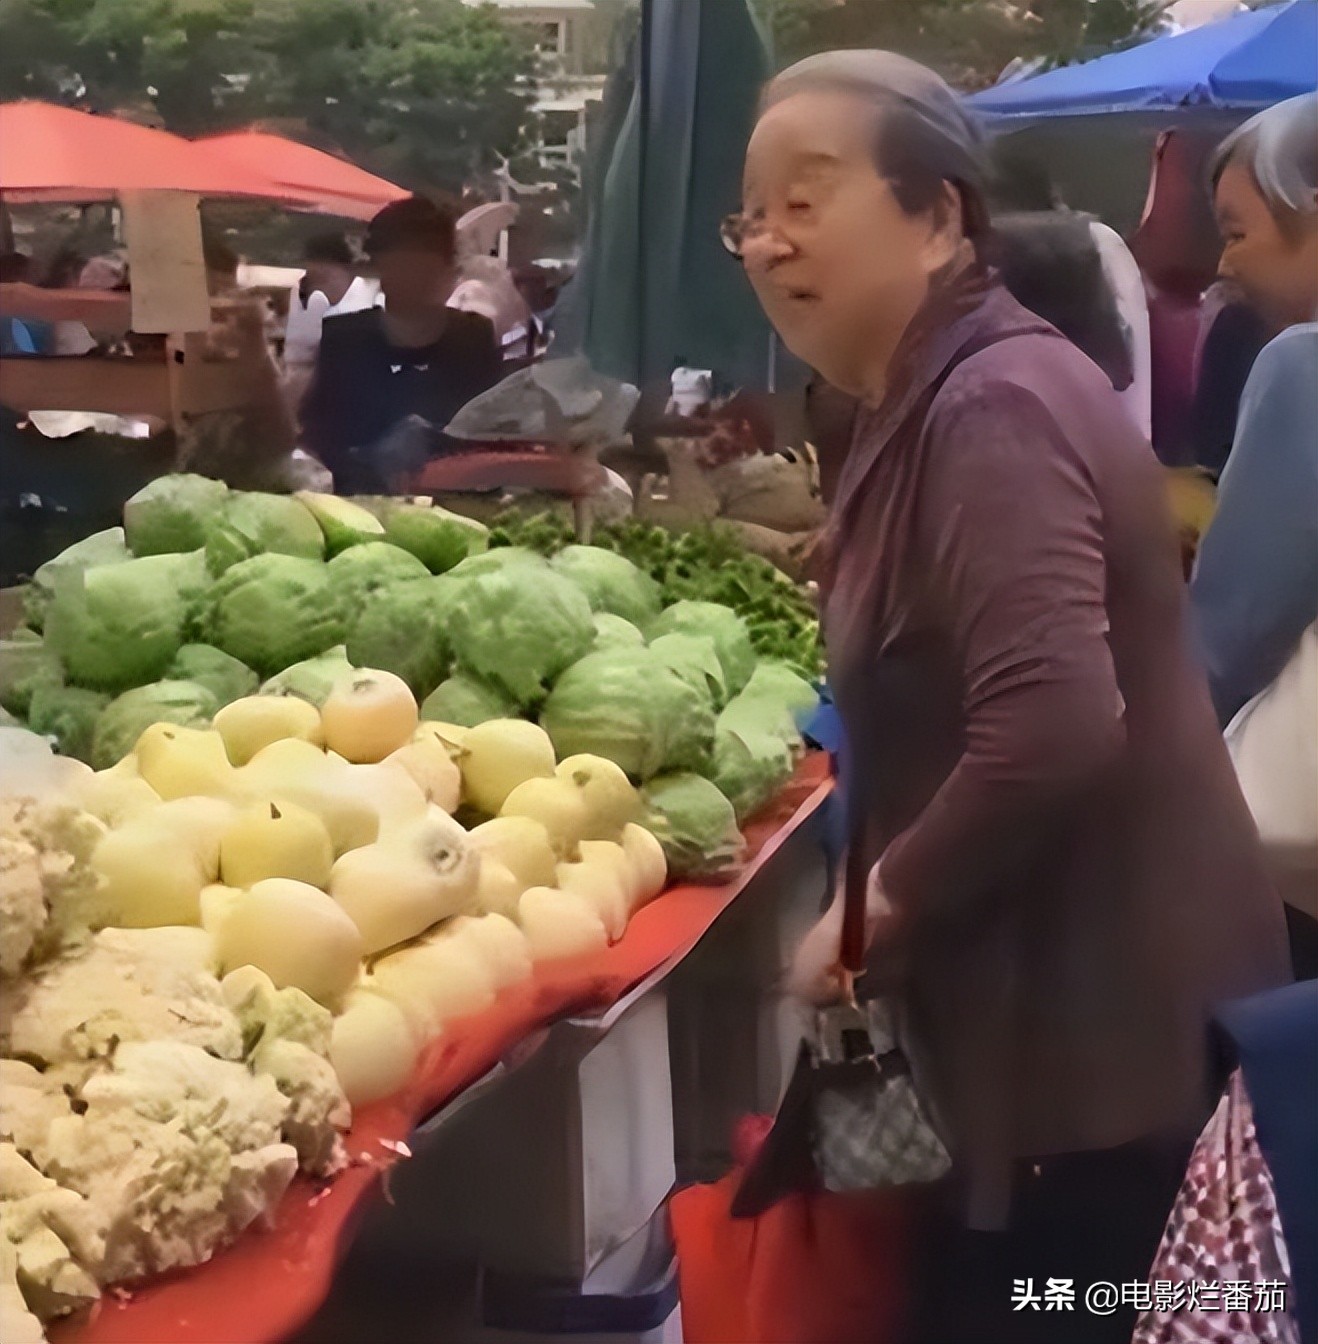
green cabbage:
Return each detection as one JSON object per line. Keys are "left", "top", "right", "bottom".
{"left": 740, "top": 662, "right": 818, "bottom": 722}
{"left": 648, "top": 632, "right": 727, "bottom": 710}
{"left": 23, "top": 527, "right": 131, "bottom": 632}
{"left": 124, "top": 474, "right": 228, "bottom": 556}
{"left": 710, "top": 724, "right": 794, "bottom": 824}
{"left": 205, "top": 492, "right": 325, "bottom": 575}
{"left": 447, "top": 547, "right": 548, "bottom": 581}
{"left": 325, "top": 542, "right": 429, "bottom": 612}
{"left": 45, "top": 554, "right": 195, "bottom": 692}
{"left": 447, "top": 569, "right": 594, "bottom": 706}
{"left": 549, "top": 545, "right": 662, "bottom": 626}
{"left": 208, "top": 555, "right": 347, "bottom": 678}
{"left": 259, "top": 647, "right": 354, "bottom": 708}
{"left": 538, "top": 648, "right": 716, "bottom": 781}
{"left": 0, "top": 631, "right": 63, "bottom": 717}
{"left": 421, "top": 672, "right": 519, "bottom": 728}
{"left": 592, "top": 613, "right": 646, "bottom": 651}
{"left": 346, "top": 578, "right": 456, "bottom": 699}
{"left": 295, "top": 491, "right": 386, "bottom": 554}
{"left": 92, "top": 681, "right": 220, "bottom": 769}
{"left": 719, "top": 686, "right": 803, "bottom": 758}
{"left": 646, "top": 601, "right": 756, "bottom": 697}
{"left": 384, "top": 504, "right": 489, "bottom": 574}
{"left": 27, "top": 683, "right": 110, "bottom": 762}
{"left": 641, "top": 773, "right": 746, "bottom": 880}
{"left": 166, "top": 645, "right": 259, "bottom": 708}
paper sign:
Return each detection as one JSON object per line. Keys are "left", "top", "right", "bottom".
{"left": 120, "top": 190, "right": 211, "bottom": 334}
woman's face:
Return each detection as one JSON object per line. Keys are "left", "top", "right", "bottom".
{"left": 1215, "top": 158, "right": 1318, "bottom": 331}
{"left": 737, "top": 90, "right": 961, "bottom": 397}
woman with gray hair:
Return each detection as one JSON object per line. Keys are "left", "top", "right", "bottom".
{"left": 1191, "top": 93, "right": 1318, "bottom": 977}
{"left": 728, "top": 50, "right": 1292, "bottom": 1342}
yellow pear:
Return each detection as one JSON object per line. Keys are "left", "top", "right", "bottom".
{"left": 200, "top": 883, "right": 243, "bottom": 939}
{"left": 71, "top": 758, "right": 161, "bottom": 827}
{"left": 473, "top": 857, "right": 525, "bottom": 921}
{"left": 214, "top": 695, "right": 324, "bottom": 766}
{"left": 517, "top": 886, "right": 608, "bottom": 961}
{"left": 500, "top": 777, "right": 591, "bottom": 859}
{"left": 93, "top": 820, "right": 207, "bottom": 927}
{"left": 321, "top": 670, "right": 418, "bottom": 764}
{"left": 448, "top": 914, "right": 532, "bottom": 990}
{"left": 460, "top": 719, "right": 556, "bottom": 816}
{"left": 217, "top": 877, "right": 362, "bottom": 1005}
{"left": 219, "top": 800, "right": 334, "bottom": 890}
{"left": 555, "top": 755, "right": 642, "bottom": 841}
{"left": 135, "top": 725, "right": 234, "bottom": 801}
{"left": 330, "top": 990, "right": 419, "bottom": 1105}
{"left": 622, "top": 823, "right": 668, "bottom": 907}
{"left": 386, "top": 735, "right": 462, "bottom": 813}
{"left": 152, "top": 796, "right": 239, "bottom": 881}
{"left": 556, "top": 855, "right": 629, "bottom": 942}
{"left": 346, "top": 760, "right": 429, "bottom": 834}
{"left": 467, "top": 816, "right": 558, "bottom": 890}
{"left": 329, "top": 807, "right": 479, "bottom": 954}
{"left": 362, "top": 931, "right": 496, "bottom": 1039}
{"left": 415, "top": 721, "right": 468, "bottom": 755}
{"left": 240, "top": 739, "right": 378, "bottom": 855}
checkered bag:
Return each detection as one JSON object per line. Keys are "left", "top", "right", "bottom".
{"left": 810, "top": 997, "right": 952, "bottom": 1192}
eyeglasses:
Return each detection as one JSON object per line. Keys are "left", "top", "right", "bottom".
{"left": 719, "top": 211, "right": 763, "bottom": 260}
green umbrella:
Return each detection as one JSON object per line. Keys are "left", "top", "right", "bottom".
{"left": 559, "top": 0, "right": 775, "bottom": 391}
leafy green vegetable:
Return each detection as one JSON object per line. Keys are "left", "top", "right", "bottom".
{"left": 647, "top": 632, "right": 727, "bottom": 710}
{"left": 384, "top": 504, "right": 489, "bottom": 574}
{"left": 447, "top": 546, "right": 548, "bottom": 581}
{"left": 205, "top": 492, "right": 325, "bottom": 575}
{"left": 27, "top": 683, "right": 110, "bottom": 761}
{"left": 23, "top": 527, "right": 131, "bottom": 633}
{"left": 346, "top": 578, "right": 456, "bottom": 699}
{"left": 710, "top": 722, "right": 795, "bottom": 824}
{"left": 447, "top": 569, "right": 595, "bottom": 707}
{"left": 421, "top": 671, "right": 519, "bottom": 727}
{"left": 46, "top": 554, "right": 196, "bottom": 692}
{"left": 539, "top": 648, "right": 716, "bottom": 781}
{"left": 325, "top": 542, "right": 429, "bottom": 611}
{"left": 647, "top": 601, "right": 756, "bottom": 698}
{"left": 124, "top": 474, "right": 228, "bottom": 556}
{"left": 0, "top": 631, "right": 63, "bottom": 717}
{"left": 92, "top": 681, "right": 220, "bottom": 769}
{"left": 208, "top": 555, "right": 347, "bottom": 678}
{"left": 259, "top": 647, "right": 354, "bottom": 708}
{"left": 166, "top": 645, "right": 259, "bottom": 708}
{"left": 548, "top": 545, "right": 662, "bottom": 626}
{"left": 641, "top": 773, "right": 746, "bottom": 880}
{"left": 295, "top": 491, "right": 386, "bottom": 554}
{"left": 592, "top": 613, "right": 646, "bottom": 651}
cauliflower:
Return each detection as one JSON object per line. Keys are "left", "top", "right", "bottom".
{"left": 2, "top": 928, "right": 241, "bottom": 1079}
{"left": 0, "top": 1146, "right": 100, "bottom": 1324}
{"left": 0, "top": 836, "right": 44, "bottom": 977}
{"left": 221, "top": 968, "right": 351, "bottom": 1175}
{"left": 0, "top": 1239, "right": 46, "bottom": 1344}
{"left": 27, "top": 1042, "right": 298, "bottom": 1285}
{"left": 0, "top": 1063, "right": 72, "bottom": 1158}
{"left": 0, "top": 798, "right": 108, "bottom": 975}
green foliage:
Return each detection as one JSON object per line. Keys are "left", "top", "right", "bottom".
{"left": 0, "top": 0, "right": 536, "bottom": 190}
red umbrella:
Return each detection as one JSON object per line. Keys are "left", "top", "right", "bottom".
{"left": 0, "top": 101, "right": 311, "bottom": 204}
{"left": 196, "top": 130, "right": 408, "bottom": 220}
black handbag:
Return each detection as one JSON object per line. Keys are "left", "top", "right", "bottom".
{"left": 732, "top": 797, "right": 950, "bottom": 1217}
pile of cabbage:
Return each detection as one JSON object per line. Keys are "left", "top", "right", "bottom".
{"left": 3, "top": 477, "right": 819, "bottom": 878}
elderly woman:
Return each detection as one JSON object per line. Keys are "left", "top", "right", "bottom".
{"left": 728, "top": 52, "right": 1292, "bottom": 1343}
{"left": 1190, "top": 95, "right": 1318, "bottom": 977}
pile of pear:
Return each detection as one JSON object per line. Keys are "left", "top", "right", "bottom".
{"left": 67, "top": 669, "right": 669, "bottom": 1107}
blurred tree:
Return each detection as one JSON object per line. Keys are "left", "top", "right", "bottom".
{"left": 0, "top": 0, "right": 536, "bottom": 190}
{"left": 750, "top": 0, "right": 1171, "bottom": 88}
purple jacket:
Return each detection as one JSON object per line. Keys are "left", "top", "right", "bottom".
{"left": 820, "top": 271, "right": 1290, "bottom": 1225}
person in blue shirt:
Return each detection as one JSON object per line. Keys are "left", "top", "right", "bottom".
{"left": 1192, "top": 95, "right": 1318, "bottom": 728}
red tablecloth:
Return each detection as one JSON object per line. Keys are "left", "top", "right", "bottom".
{"left": 59, "top": 755, "right": 832, "bottom": 1344}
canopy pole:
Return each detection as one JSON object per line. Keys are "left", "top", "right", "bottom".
{"left": 637, "top": 0, "right": 653, "bottom": 388}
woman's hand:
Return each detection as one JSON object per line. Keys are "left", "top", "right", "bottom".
{"left": 787, "top": 864, "right": 898, "bottom": 1005}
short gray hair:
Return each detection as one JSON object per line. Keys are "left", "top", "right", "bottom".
{"left": 1212, "top": 93, "right": 1318, "bottom": 225}
{"left": 760, "top": 50, "right": 991, "bottom": 246}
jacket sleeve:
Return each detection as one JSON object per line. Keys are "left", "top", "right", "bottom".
{"left": 877, "top": 377, "right": 1127, "bottom": 925}
{"left": 1190, "top": 327, "right": 1318, "bottom": 726}
{"left": 298, "top": 328, "right": 344, "bottom": 462}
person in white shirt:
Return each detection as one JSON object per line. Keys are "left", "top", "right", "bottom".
{"left": 283, "top": 233, "right": 380, "bottom": 403}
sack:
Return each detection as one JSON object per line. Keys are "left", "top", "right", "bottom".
{"left": 1225, "top": 623, "right": 1318, "bottom": 916}
{"left": 670, "top": 1117, "right": 914, "bottom": 1344}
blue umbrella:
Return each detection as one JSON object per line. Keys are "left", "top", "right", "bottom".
{"left": 970, "top": 0, "right": 1317, "bottom": 122}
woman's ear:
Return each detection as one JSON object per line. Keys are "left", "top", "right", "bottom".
{"left": 919, "top": 180, "right": 968, "bottom": 276}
